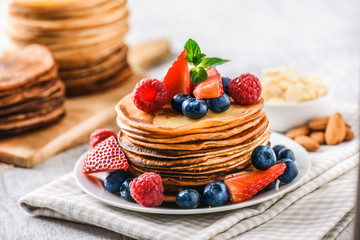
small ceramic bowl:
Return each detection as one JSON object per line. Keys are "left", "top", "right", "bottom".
{"left": 264, "top": 90, "right": 332, "bottom": 133}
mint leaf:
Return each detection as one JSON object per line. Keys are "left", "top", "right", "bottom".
{"left": 190, "top": 67, "right": 207, "bottom": 84}
{"left": 201, "top": 57, "right": 230, "bottom": 68}
{"left": 184, "top": 39, "right": 201, "bottom": 60}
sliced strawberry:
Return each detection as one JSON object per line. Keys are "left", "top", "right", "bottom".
{"left": 83, "top": 136, "right": 128, "bottom": 174}
{"left": 193, "top": 67, "right": 224, "bottom": 99}
{"left": 224, "top": 163, "right": 286, "bottom": 203}
{"left": 163, "top": 49, "right": 191, "bottom": 100}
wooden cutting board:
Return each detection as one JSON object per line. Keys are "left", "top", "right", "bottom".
{"left": 0, "top": 39, "right": 170, "bottom": 168}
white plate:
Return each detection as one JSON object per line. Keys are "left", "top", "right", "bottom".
{"left": 74, "top": 132, "right": 311, "bottom": 215}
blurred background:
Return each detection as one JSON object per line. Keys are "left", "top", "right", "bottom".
{"left": 1, "top": 0, "right": 359, "bottom": 103}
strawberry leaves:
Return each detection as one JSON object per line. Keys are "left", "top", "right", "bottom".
{"left": 184, "top": 38, "right": 230, "bottom": 84}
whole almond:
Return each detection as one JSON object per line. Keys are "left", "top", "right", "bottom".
{"left": 308, "top": 116, "right": 329, "bottom": 131}
{"left": 285, "top": 125, "right": 310, "bottom": 139}
{"left": 310, "top": 131, "right": 325, "bottom": 145}
{"left": 344, "top": 127, "right": 354, "bottom": 141}
{"left": 325, "top": 112, "right": 346, "bottom": 145}
{"left": 294, "top": 135, "right": 320, "bottom": 152}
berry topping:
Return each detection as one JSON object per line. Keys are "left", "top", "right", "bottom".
{"left": 221, "top": 77, "right": 232, "bottom": 95}
{"left": 90, "top": 128, "right": 117, "bottom": 149}
{"left": 182, "top": 98, "right": 208, "bottom": 119}
{"left": 133, "top": 78, "right": 168, "bottom": 113}
{"left": 206, "top": 93, "right": 231, "bottom": 113}
{"left": 277, "top": 160, "right": 298, "bottom": 183}
{"left": 176, "top": 189, "right": 201, "bottom": 209}
{"left": 130, "top": 172, "right": 164, "bottom": 207}
{"left": 82, "top": 136, "right": 129, "bottom": 174}
{"left": 224, "top": 163, "right": 286, "bottom": 203}
{"left": 202, "top": 182, "right": 229, "bottom": 207}
{"left": 251, "top": 145, "right": 276, "bottom": 170}
{"left": 120, "top": 178, "right": 135, "bottom": 202}
{"left": 104, "top": 170, "right": 129, "bottom": 193}
{"left": 163, "top": 49, "right": 191, "bottom": 100}
{"left": 272, "top": 145, "right": 286, "bottom": 158}
{"left": 228, "top": 73, "right": 262, "bottom": 105}
{"left": 171, "top": 93, "right": 191, "bottom": 113}
{"left": 277, "top": 148, "right": 295, "bottom": 161}
{"left": 193, "top": 67, "right": 224, "bottom": 99}
{"left": 259, "top": 180, "right": 277, "bottom": 193}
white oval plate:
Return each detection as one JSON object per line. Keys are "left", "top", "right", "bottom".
{"left": 74, "top": 132, "right": 311, "bottom": 215}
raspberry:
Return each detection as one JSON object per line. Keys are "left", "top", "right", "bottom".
{"left": 228, "top": 73, "right": 262, "bottom": 105}
{"left": 83, "top": 136, "right": 128, "bottom": 173}
{"left": 130, "top": 172, "right": 164, "bottom": 207}
{"left": 132, "top": 78, "right": 168, "bottom": 113}
{"left": 90, "top": 128, "right": 117, "bottom": 149}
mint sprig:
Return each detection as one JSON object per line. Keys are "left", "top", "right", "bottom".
{"left": 184, "top": 39, "right": 230, "bottom": 84}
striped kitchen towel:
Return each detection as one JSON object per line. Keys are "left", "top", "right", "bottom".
{"left": 19, "top": 104, "right": 359, "bottom": 240}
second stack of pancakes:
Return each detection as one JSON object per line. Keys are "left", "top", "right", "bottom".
{"left": 0, "top": 44, "right": 65, "bottom": 137}
{"left": 7, "top": 0, "right": 131, "bottom": 96}
{"left": 116, "top": 93, "right": 271, "bottom": 200}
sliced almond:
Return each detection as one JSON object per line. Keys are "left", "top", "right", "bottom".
{"left": 310, "top": 131, "right": 325, "bottom": 145}
{"left": 308, "top": 116, "right": 329, "bottom": 131}
{"left": 285, "top": 125, "right": 310, "bottom": 139}
{"left": 344, "top": 127, "right": 355, "bottom": 141}
{"left": 325, "top": 112, "right": 346, "bottom": 145}
{"left": 294, "top": 135, "right": 320, "bottom": 152}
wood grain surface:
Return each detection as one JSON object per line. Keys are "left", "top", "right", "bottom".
{"left": 0, "top": 39, "right": 170, "bottom": 168}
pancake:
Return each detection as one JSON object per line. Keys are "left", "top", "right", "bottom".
{"left": 0, "top": 78, "right": 62, "bottom": 108}
{"left": 124, "top": 118, "right": 269, "bottom": 151}
{"left": 58, "top": 46, "right": 127, "bottom": 78}
{"left": 0, "top": 44, "right": 55, "bottom": 90}
{"left": 8, "top": 4, "right": 128, "bottom": 30}
{"left": 63, "top": 56, "right": 128, "bottom": 87}
{"left": 119, "top": 125, "right": 271, "bottom": 161}
{"left": 10, "top": 0, "right": 111, "bottom": 11}
{"left": 116, "top": 93, "right": 265, "bottom": 135}
{"left": 120, "top": 110, "right": 265, "bottom": 143}
{"left": 65, "top": 65, "right": 132, "bottom": 96}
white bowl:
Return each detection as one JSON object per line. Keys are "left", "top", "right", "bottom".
{"left": 264, "top": 91, "right": 333, "bottom": 133}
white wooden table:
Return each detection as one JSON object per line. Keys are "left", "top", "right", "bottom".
{"left": 0, "top": 0, "right": 358, "bottom": 239}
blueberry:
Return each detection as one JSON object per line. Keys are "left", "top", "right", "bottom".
{"left": 278, "top": 160, "right": 298, "bottom": 183}
{"left": 104, "top": 170, "right": 129, "bottom": 193}
{"left": 221, "top": 77, "right": 232, "bottom": 95}
{"left": 272, "top": 145, "right": 286, "bottom": 158}
{"left": 206, "top": 94, "right": 231, "bottom": 113}
{"left": 171, "top": 93, "right": 191, "bottom": 113}
{"left": 120, "top": 178, "right": 135, "bottom": 202}
{"left": 277, "top": 148, "right": 295, "bottom": 161}
{"left": 176, "top": 189, "right": 201, "bottom": 209}
{"left": 259, "top": 180, "right": 277, "bottom": 193}
{"left": 182, "top": 98, "right": 208, "bottom": 119}
{"left": 251, "top": 145, "right": 276, "bottom": 170}
{"left": 202, "top": 182, "right": 229, "bottom": 207}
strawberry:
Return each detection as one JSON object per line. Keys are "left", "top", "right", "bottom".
{"left": 193, "top": 67, "right": 224, "bottom": 99}
{"left": 163, "top": 49, "right": 191, "bottom": 100}
{"left": 83, "top": 136, "right": 128, "bottom": 174}
{"left": 224, "top": 163, "right": 286, "bottom": 203}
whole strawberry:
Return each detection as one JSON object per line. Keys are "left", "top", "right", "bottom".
{"left": 228, "top": 73, "right": 262, "bottom": 105}
{"left": 130, "top": 172, "right": 164, "bottom": 207}
{"left": 90, "top": 128, "right": 117, "bottom": 149}
{"left": 83, "top": 136, "right": 128, "bottom": 174}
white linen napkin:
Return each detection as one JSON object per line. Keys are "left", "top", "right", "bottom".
{"left": 19, "top": 104, "right": 359, "bottom": 240}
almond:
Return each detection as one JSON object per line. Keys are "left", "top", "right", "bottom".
{"left": 294, "top": 135, "right": 320, "bottom": 152}
{"left": 285, "top": 125, "right": 310, "bottom": 139}
{"left": 344, "top": 126, "right": 354, "bottom": 141}
{"left": 308, "top": 116, "right": 329, "bottom": 131}
{"left": 310, "top": 131, "right": 325, "bottom": 145}
{"left": 325, "top": 112, "right": 346, "bottom": 145}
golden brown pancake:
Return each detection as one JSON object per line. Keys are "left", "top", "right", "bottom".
{"left": 0, "top": 44, "right": 55, "bottom": 90}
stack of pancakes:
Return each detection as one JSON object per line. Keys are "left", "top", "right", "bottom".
{"left": 0, "top": 44, "right": 65, "bottom": 137}
{"left": 7, "top": 0, "right": 131, "bottom": 96}
{"left": 116, "top": 94, "right": 271, "bottom": 201}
